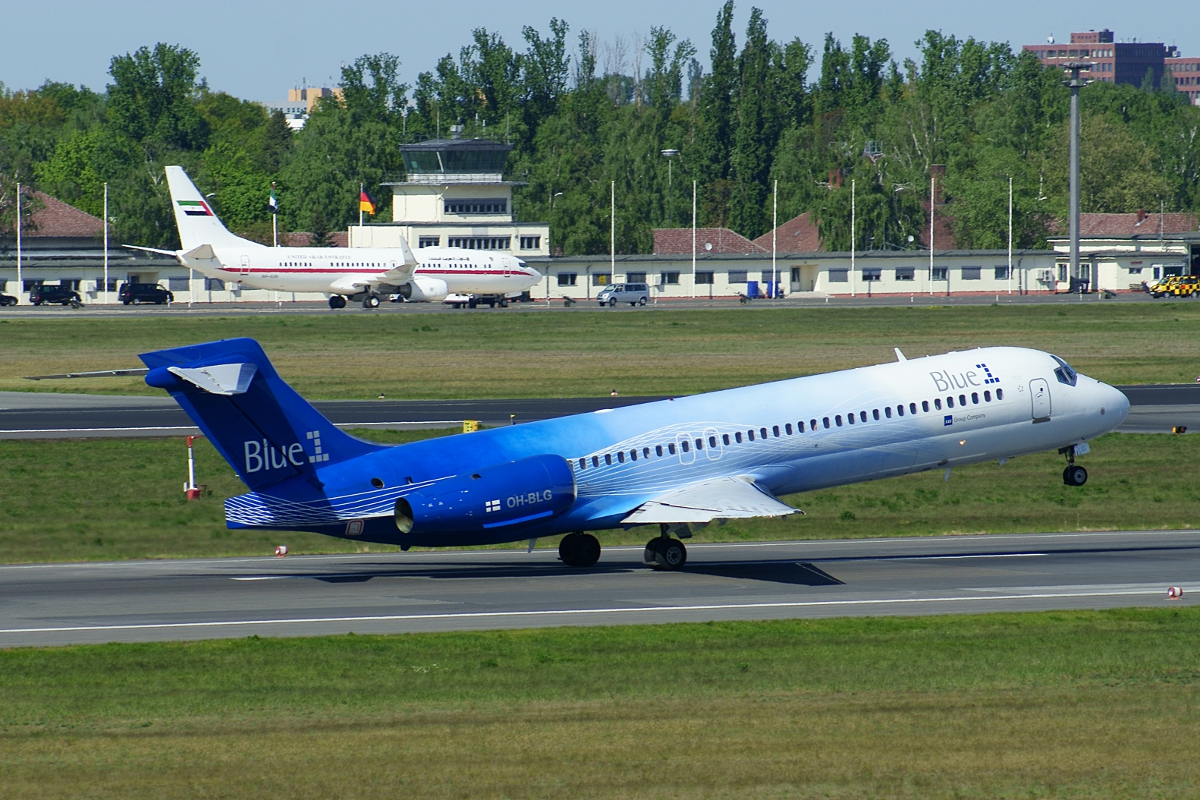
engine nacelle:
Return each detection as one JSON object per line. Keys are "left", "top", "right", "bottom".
{"left": 399, "top": 276, "right": 450, "bottom": 302}
{"left": 394, "top": 454, "right": 576, "bottom": 536}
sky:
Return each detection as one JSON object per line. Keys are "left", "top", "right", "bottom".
{"left": 3, "top": 0, "right": 1196, "bottom": 101}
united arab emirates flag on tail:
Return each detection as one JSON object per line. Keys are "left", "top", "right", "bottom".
{"left": 359, "top": 190, "right": 376, "bottom": 215}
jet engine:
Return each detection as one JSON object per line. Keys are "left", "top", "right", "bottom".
{"left": 398, "top": 276, "right": 450, "bottom": 302}
{"left": 394, "top": 454, "right": 576, "bottom": 536}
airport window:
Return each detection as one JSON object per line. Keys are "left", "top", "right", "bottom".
{"left": 835, "top": 415, "right": 843, "bottom": 427}
{"left": 723, "top": 434, "right": 731, "bottom": 445}
{"left": 520, "top": 236, "right": 541, "bottom": 250}
{"left": 557, "top": 273, "right": 577, "bottom": 286}
{"left": 873, "top": 409, "right": 880, "bottom": 420}
{"left": 959, "top": 394, "right": 967, "bottom": 406}
{"left": 668, "top": 443, "right": 677, "bottom": 455}
{"left": 984, "top": 391, "right": 991, "bottom": 402}
{"left": 445, "top": 199, "right": 507, "bottom": 214}
{"left": 205, "top": 278, "right": 225, "bottom": 290}
{"left": 617, "top": 452, "right": 625, "bottom": 463}
{"left": 448, "top": 236, "right": 511, "bottom": 250}
{"left": 696, "top": 271, "right": 715, "bottom": 285}
{"left": 785, "top": 424, "right": 793, "bottom": 435}
{"left": 709, "top": 436, "right": 717, "bottom": 448}
{"left": 748, "top": 430, "right": 755, "bottom": 441}
{"left": 994, "top": 266, "right": 1010, "bottom": 280}
{"left": 896, "top": 267, "right": 915, "bottom": 281}
{"left": 961, "top": 267, "right": 981, "bottom": 281}
{"left": 828, "top": 269, "right": 849, "bottom": 283}
{"left": 971, "top": 392, "right": 979, "bottom": 404}
{"left": 885, "top": 407, "right": 892, "bottom": 418}
{"left": 897, "top": 405, "right": 905, "bottom": 417}
{"left": 168, "top": 276, "right": 189, "bottom": 291}
{"left": 933, "top": 267, "right": 948, "bottom": 281}
{"left": 735, "top": 432, "right": 743, "bottom": 443}
{"left": 997, "top": 388, "right": 1004, "bottom": 400}
{"left": 909, "top": 403, "right": 917, "bottom": 415}
{"left": 627, "top": 272, "right": 647, "bottom": 284}
{"left": 922, "top": 400, "right": 929, "bottom": 412}
{"left": 862, "top": 268, "right": 882, "bottom": 282}
{"left": 418, "top": 236, "right": 441, "bottom": 248}
{"left": 660, "top": 272, "right": 680, "bottom": 285}
{"left": 605, "top": 454, "right": 612, "bottom": 465}
{"left": 728, "top": 270, "right": 748, "bottom": 283}
{"left": 656, "top": 445, "right": 663, "bottom": 457}
{"left": 934, "top": 398, "right": 942, "bottom": 410}
{"left": 947, "top": 397, "right": 954, "bottom": 408}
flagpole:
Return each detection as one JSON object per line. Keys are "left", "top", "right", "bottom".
{"left": 771, "top": 179, "right": 777, "bottom": 298}
{"left": 610, "top": 180, "right": 615, "bottom": 286}
{"left": 16, "top": 183, "right": 22, "bottom": 303}
{"left": 103, "top": 182, "right": 109, "bottom": 304}
{"left": 850, "top": 179, "right": 856, "bottom": 298}
{"left": 1007, "top": 176, "right": 1013, "bottom": 295}
{"left": 271, "top": 182, "right": 278, "bottom": 248}
{"left": 359, "top": 182, "right": 364, "bottom": 229}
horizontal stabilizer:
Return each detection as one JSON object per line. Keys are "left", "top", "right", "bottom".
{"left": 24, "top": 367, "right": 150, "bottom": 381}
{"left": 622, "top": 475, "right": 800, "bottom": 525}
{"left": 167, "top": 363, "right": 257, "bottom": 395}
{"left": 182, "top": 244, "right": 216, "bottom": 260}
{"left": 123, "top": 244, "right": 180, "bottom": 257}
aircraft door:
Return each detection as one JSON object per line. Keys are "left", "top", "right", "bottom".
{"left": 1029, "top": 378, "right": 1051, "bottom": 421}
{"left": 239, "top": 255, "right": 250, "bottom": 275}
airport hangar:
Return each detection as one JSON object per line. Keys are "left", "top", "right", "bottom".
{"left": 3, "top": 136, "right": 1198, "bottom": 304}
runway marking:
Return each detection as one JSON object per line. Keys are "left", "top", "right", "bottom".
{"left": 0, "top": 588, "right": 1182, "bottom": 636}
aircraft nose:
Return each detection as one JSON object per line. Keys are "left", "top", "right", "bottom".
{"left": 1103, "top": 383, "right": 1130, "bottom": 425}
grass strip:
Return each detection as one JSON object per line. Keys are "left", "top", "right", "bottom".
{"left": 2, "top": 609, "right": 1199, "bottom": 797}
{"left": 3, "top": 303, "right": 1200, "bottom": 398}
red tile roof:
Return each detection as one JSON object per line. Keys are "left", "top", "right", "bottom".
{"left": 279, "top": 231, "right": 350, "bottom": 247}
{"left": 1069, "top": 212, "right": 1199, "bottom": 237}
{"left": 653, "top": 227, "right": 765, "bottom": 255}
{"left": 752, "top": 212, "right": 822, "bottom": 252}
{"left": 24, "top": 192, "right": 104, "bottom": 238}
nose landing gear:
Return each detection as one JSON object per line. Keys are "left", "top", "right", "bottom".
{"left": 1060, "top": 445, "right": 1089, "bottom": 486}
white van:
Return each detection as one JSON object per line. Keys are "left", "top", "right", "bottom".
{"left": 596, "top": 283, "right": 650, "bottom": 307}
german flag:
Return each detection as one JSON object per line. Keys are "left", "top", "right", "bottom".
{"left": 359, "top": 190, "right": 376, "bottom": 215}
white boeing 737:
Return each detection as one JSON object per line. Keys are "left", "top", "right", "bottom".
{"left": 127, "top": 166, "right": 541, "bottom": 308}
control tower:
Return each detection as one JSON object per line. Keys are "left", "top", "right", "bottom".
{"left": 349, "top": 135, "right": 549, "bottom": 256}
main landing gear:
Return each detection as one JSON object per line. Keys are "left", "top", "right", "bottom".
{"left": 559, "top": 532, "right": 601, "bottom": 568}
{"left": 644, "top": 527, "right": 687, "bottom": 571}
{"left": 362, "top": 293, "right": 381, "bottom": 309}
{"left": 328, "top": 295, "right": 347, "bottom": 309}
{"left": 1061, "top": 445, "right": 1089, "bottom": 486}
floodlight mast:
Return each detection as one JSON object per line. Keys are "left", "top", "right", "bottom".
{"left": 1064, "top": 62, "right": 1090, "bottom": 292}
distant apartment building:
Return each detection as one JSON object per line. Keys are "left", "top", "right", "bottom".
{"left": 263, "top": 86, "right": 345, "bottom": 130}
{"left": 1022, "top": 29, "right": 1197, "bottom": 104}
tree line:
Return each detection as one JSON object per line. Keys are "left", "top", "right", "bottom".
{"left": 1, "top": 3, "right": 1198, "bottom": 253}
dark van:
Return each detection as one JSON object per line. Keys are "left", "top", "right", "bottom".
{"left": 119, "top": 282, "right": 174, "bottom": 305}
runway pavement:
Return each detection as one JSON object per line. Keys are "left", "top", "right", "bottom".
{"left": 1, "top": 384, "right": 1197, "bottom": 438}
{"left": 1, "top": 531, "right": 1196, "bottom": 647}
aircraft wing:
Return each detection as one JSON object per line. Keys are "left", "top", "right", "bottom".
{"left": 378, "top": 236, "right": 419, "bottom": 282}
{"left": 621, "top": 475, "right": 801, "bottom": 525}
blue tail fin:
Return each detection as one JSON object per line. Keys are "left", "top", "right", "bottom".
{"left": 140, "top": 338, "right": 383, "bottom": 490}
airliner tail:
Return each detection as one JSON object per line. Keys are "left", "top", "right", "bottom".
{"left": 165, "top": 166, "right": 256, "bottom": 251}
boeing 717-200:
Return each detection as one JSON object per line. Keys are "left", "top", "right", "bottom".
{"left": 139, "top": 338, "right": 1129, "bottom": 569}
{"left": 127, "top": 167, "right": 541, "bottom": 308}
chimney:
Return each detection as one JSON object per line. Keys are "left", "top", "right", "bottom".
{"left": 1135, "top": 209, "right": 1147, "bottom": 225}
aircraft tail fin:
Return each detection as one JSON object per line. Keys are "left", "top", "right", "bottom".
{"left": 140, "top": 338, "right": 384, "bottom": 491}
{"left": 164, "top": 166, "right": 255, "bottom": 251}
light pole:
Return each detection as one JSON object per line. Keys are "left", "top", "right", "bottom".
{"left": 850, "top": 179, "right": 856, "bottom": 298}
{"left": 691, "top": 180, "right": 697, "bottom": 300}
{"left": 610, "top": 180, "right": 615, "bottom": 286}
{"left": 661, "top": 149, "right": 678, "bottom": 226}
{"left": 1063, "top": 61, "right": 1090, "bottom": 292}
{"left": 15, "top": 182, "right": 21, "bottom": 302}
{"left": 103, "top": 182, "right": 109, "bottom": 304}
{"left": 1007, "top": 176, "right": 1013, "bottom": 295}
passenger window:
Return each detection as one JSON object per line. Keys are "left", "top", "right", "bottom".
{"left": 934, "top": 398, "right": 942, "bottom": 410}
{"left": 709, "top": 436, "right": 718, "bottom": 448}
{"left": 630, "top": 450, "right": 637, "bottom": 461}
{"left": 772, "top": 426, "right": 779, "bottom": 437}
{"left": 971, "top": 392, "right": 979, "bottom": 404}
{"left": 760, "top": 428, "right": 768, "bottom": 439}
{"left": 578, "top": 459, "right": 586, "bottom": 470}
{"left": 997, "top": 388, "right": 1004, "bottom": 400}
{"left": 897, "top": 405, "right": 905, "bottom": 417}
{"left": 959, "top": 394, "right": 966, "bottom": 406}
{"left": 735, "top": 432, "right": 743, "bottom": 443}
{"left": 592, "top": 456, "right": 600, "bottom": 468}
{"left": 723, "top": 433, "right": 731, "bottom": 445}
{"left": 947, "top": 397, "right": 954, "bottom": 408}
{"left": 605, "top": 454, "right": 612, "bottom": 465}
{"left": 847, "top": 414, "right": 855, "bottom": 425}
{"left": 643, "top": 448, "right": 651, "bottom": 458}
{"left": 873, "top": 409, "right": 880, "bottom": 420}
{"left": 617, "top": 452, "right": 625, "bottom": 463}
{"left": 860, "top": 411, "right": 867, "bottom": 423}
{"left": 909, "top": 403, "right": 917, "bottom": 414}
{"left": 695, "top": 439, "right": 703, "bottom": 451}
{"left": 922, "top": 400, "right": 929, "bottom": 412}
{"left": 884, "top": 407, "right": 892, "bottom": 418}
{"left": 984, "top": 391, "right": 991, "bottom": 402}
{"left": 822, "top": 417, "right": 830, "bottom": 429}
{"left": 835, "top": 415, "right": 843, "bottom": 427}
{"left": 748, "top": 430, "right": 755, "bottom": 441}
{"left": 785, "top": 424, "right": 793, "bottom": 435}
{"left": 668, "top": 443, "right": 676, "bottom": 455}
{"left": 810, "top": 419, "right": 817, "bottom": 431}
{"left": 681, "top": 441, "right": 690, "bottom": 453}
{"left": 656, "top": 445, "right": 664, "bottom": 457}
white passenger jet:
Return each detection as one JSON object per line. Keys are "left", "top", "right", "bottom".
{"left": 127, "top": 166, "right": 540, "bottom": 309}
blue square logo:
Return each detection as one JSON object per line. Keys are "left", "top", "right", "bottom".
{"left": 944, "top": 415, "right": 953, "bottom": 426}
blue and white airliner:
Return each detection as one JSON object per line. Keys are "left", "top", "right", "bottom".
{"left": 141, "top": 339, "right": 1129, "bottom": 569}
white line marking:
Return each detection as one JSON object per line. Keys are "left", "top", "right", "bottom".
{"left": 0, "top": 589, "right": 1178, "bottom": 636}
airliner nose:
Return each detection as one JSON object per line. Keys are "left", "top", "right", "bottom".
{"left": 1104, "top": 383, "right": 1130, "bottom": 426}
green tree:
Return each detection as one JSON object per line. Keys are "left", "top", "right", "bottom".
{"left": 107, "top": 43, "right": 207, "bottom": 151}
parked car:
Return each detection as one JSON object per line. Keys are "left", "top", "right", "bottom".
{"left": 29, "top": 284, "right": 82, "bottom": 306}
{"left": 0, "top": 291, "right": 16, "bottom": 307}
{"left": 118, "top": 282, "right": 174, "bottom": 305}
{"left": 596, "top": 282, "right": 650, "bottom": 307}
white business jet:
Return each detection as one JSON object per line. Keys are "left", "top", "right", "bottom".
{"left": 127, "top": 166, "right": 540, "bottom": 308}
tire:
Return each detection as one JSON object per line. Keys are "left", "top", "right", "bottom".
{"left": 329, "top": 296, "right": 346, "bottom": 309}
{"left": 363, "top": 295, "right": 380, "bottom": 309}
{"left": 638, "top": 297, "right": 647, "bottom": 306}
{"left": 608, "top": 297, "right": 617, "bottom": 307}
{"left": 1063, "top": 465, "right": 1088, "bottom": 486}
{"left": 559, "top": 533, "right": 601, "bottom": 568}
{"left": 644, "top": 538, "right": 665, "bottom": 564}
{"left": 654, "top": 539, "right": 687, "bottom": 570}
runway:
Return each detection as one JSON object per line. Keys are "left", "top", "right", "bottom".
{"left": 2, "top": 531, "right": 1196, "bottom": 648}
{"left": 1, "top": 384, "right": 1196, "bottom": 438}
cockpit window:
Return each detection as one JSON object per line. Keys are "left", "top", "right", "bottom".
{"left": 1052, "top": 355, "right": 1078, "bottom": 387}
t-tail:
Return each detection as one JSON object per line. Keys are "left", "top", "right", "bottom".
{"left": 164, "top": 166, "right": 257, "bottom": 252}
{"left": 139, "top": 338, "right": 383, "bottom": 491}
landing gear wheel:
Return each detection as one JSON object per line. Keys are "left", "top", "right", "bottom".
{"left": 644, "top": 537, "right": 664, "bottom": 564}
{"left": 647, "top": 538, "right": 686, "bottom": 570}
{"left": 608, "top": 297, "right": 617, "bottom": 307}
{"left": 329, "top": 295, "right": 347, "bottom": 309}
{"left": 559, "top": 533, "right": 601, "bottom": 568}
{"left": 362, "top": 294, "right": 380, "bottom": 309}
{"left": 1063, "top": 465, "right": 1088, "bottom": 486}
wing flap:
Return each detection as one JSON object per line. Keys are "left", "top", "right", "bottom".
{"left": 622, "top": 476, "right": 800, "bottom": 525}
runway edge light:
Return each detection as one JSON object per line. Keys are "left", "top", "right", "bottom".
{"left": 1168, "top": 586, "right": 1183, "bottom": 599}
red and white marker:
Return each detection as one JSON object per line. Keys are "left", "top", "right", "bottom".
{"left": 275, "top": 545, "right": 289, "bottom": 557}
{"left": 1168, "top": 586, "right": 1183, "bottom": 599}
